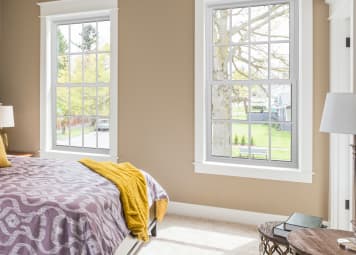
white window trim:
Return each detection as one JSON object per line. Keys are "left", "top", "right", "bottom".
{"left": 194, "top": 0, "right": 313, "bottom": 183}
{"left": 39, "top": 0, "right": 118, "bottom": 162}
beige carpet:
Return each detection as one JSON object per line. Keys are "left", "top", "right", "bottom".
{"left": 137, "top": 214, "right": 260, "bottom": 255}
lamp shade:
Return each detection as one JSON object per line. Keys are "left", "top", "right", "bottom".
{"left": 320, "top": 93, "right": 356, "bottom": 134}
{"left": 0, "top": 106, "right": 14, "bottom": 128}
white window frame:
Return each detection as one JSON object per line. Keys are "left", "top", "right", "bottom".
{"left": 195, "top": 0, "right": 313, "bottom": 183}
{"left": 39, "top": 0, "right": 118, "bottom": 162}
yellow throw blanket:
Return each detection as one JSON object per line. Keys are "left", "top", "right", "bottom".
{"left": 79, "top": 159, "right": 167, "bottom": 241}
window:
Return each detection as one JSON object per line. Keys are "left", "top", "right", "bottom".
{"left": 208, "top": 1, "right": 296, "bottom": 167}
{"left": 195, "top": 0, "right": 313, "bottom": 182}
{"left": 55, "top": 20, "right": 111, "bottom": 153}
{"left": 39, "top": 0, "right": 118, "bottom": 161}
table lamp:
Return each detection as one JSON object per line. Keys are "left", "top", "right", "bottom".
{"left": 0, "top": 104, "right": 14, "bottom": 149}
{"left": 320, "top": 93, "right": 356, "bottom": 243}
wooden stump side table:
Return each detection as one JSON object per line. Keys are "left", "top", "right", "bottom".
{"left": 258, "top": 221, "right": 292, "bottom": 255}
{"left": 287, "top": 228, "right": 355, "bottom": 255}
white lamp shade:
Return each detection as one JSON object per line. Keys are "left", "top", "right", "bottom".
{"left": 0, "top": 106, "right": 14, "bottom": 128}
{"left": 320, "top": 93, "right": 356, "bottom": 134}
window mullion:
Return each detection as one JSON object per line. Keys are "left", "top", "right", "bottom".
{"left": 228, "top": 9, "right": 233, "bottom": 158}
{"left": 95, "top": 21, "right": 100, "bottom": 149}
{"left": 215, "top": 39, "right": 290, "bottom": 48}
{"left": 268, "top": 85, "right": 272, "bottom": 161}
{"left": 206, "top": 7, "right": 213, "bottom": 160}
{"left": 54, "top": 25, "right": 58, "bottom": 148}
{"left": 68, "top": 25, "right": 72, "bottom": 83}
{"left": 68, "top": 86, "right": 71, "bottom": 146}
{"left": 81, "top": 29, "right": 85, "bottom": 149}
{"left": 267, "top": 5, "right": 271, "bottom": 81}
{"left": 247, "top": 7, "right": 251, "bottom": 81}
{"left": 247, "top": 6, "right": 251, "bottom": 159}
{"left": 67, "top": 24, "right": 72, "bottom": 147}
{"left": 211, "top": 79, "right": 290, "bottom": 86}
{"left": 267, "top": 4, "right": 272, "bottom": 161}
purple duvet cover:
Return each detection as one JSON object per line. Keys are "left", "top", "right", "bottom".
{"left": 0, "top": 156, "right": 168, "bottom": 255}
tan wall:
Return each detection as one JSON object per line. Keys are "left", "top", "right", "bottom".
{"left": 0, "top": 0, "right": 2, "bottom": 44}
{"left": 0, "top": 0, "right": 41, "bottom": 151}
{"left": 0, "top": 0, "right": 330, "bottom": 219}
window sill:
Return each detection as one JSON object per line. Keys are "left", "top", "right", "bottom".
{"left": 194, "top": 161, "right": 313, "bottom": 183}
{"left": 40, "top": 150, "right": 118, "bottom": 162}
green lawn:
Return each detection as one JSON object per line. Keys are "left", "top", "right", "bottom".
{"left": 231, "top": 123, "right": 291, "bottom": 161}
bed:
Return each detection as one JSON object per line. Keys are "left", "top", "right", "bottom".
{"left": 0, "top": 156, "right": 168, "bottom": 255}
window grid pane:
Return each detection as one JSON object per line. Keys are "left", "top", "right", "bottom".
{"left": 210, "top": 2, "right": 294, "bottom": 164}
{"left": 55, "top": 20, "right": 111, "bottom": 150}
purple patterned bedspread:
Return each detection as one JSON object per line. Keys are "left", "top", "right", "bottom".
{"left": 0, "top": 156, "right": 168, "bottom": 255}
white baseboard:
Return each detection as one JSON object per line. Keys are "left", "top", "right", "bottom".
{"left": 167, "top": 201, "right": 288, "bottom": 226}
